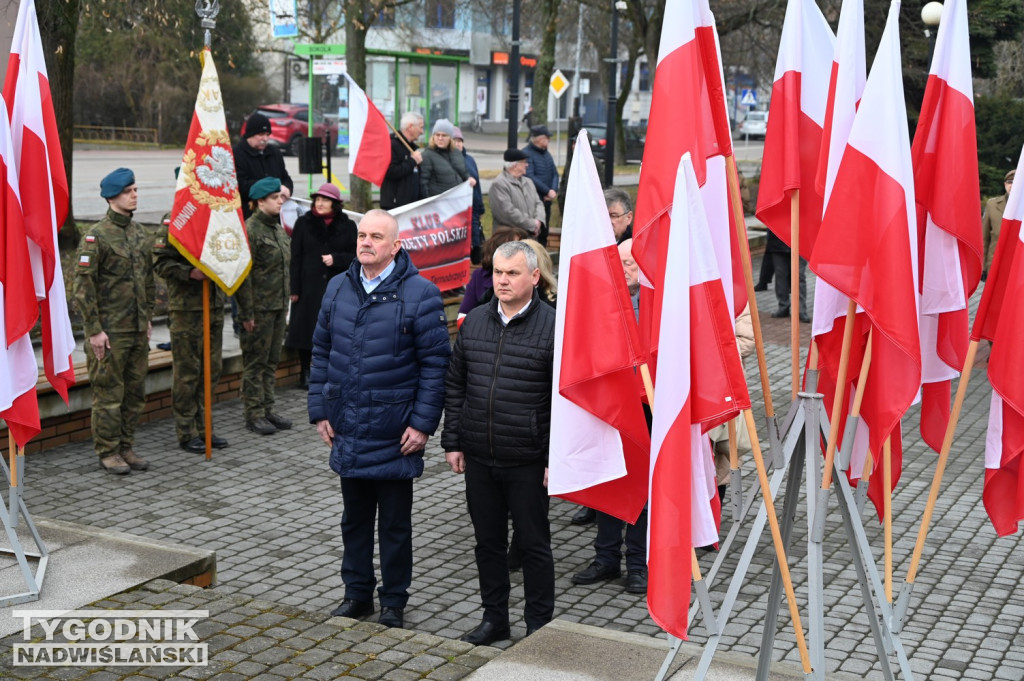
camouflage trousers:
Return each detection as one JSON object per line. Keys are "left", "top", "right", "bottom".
{"left": 169, "top": 309, "right": 224, "bottom": 444}
{"left": 239, "top": 308, "right": 286, "bottom": 420}
{"left": 86, "top": 331, "right": 149, "bottom": 459}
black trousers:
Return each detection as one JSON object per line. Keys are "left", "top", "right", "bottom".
{"left": 339, "top": 477, "right": 413, "bottom": 608}
{"left": 771, "top": 252, "right": 808, "bottom": 315}
{"left": 465, "top": 458, "right": 554, "bottom": 629}
{"left": 594, "top": 506, "right": 648, "bottom": 571}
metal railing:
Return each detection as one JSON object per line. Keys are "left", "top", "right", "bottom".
{"left": 73, "top": 125, "right": 159, "bottom": 146}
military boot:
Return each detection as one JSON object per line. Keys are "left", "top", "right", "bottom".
{"left": 99, "top": 454, "right": 131, "bottom": 475}
{"left": 246, "top": 417, "right": 277, "bottom": 435}
{"left": 265, "top": 412, "right": 292, "bottom": 430}
{"left": 120, "top": 447, "right": 150, "bottom": 471}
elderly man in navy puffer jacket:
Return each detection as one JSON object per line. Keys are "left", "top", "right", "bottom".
{"left": 308, "top": 209, "right": 451, "bottom": 631}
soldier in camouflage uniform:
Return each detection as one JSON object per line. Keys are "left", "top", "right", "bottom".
{"left": 73, "top": 168, "right": 155, "bottom": 475}
{"left": 235, "top": 176, "right": 292, "bottom": 435}
{"left": 154, "top": 215, "right": 229, "bottom": 453}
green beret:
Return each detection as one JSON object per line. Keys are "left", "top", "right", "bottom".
{"left": 100, "top": 167, "right": 135, "bottom": 199}
{"left": 249, "top": 176, "right": 282, "bottom": 200}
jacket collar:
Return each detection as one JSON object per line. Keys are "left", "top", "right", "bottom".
{"left": 488, "top": 288, "right": 541, "bottom": 324}
{"left": 346, "top": 248, "right": 418, "bottom": 290}
{"left": 106, "top": 208, "right": 133, "bottom": 227}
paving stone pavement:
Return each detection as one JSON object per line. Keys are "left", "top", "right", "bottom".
{"left": 3, "top": 261, "right": 1024, "bottom": 679}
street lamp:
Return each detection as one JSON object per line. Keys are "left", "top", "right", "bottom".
{"left": 921, "top": 2, "right": 943, "bottom": 69}
{"left": 603, "top": 0, "right": 627, "bottom": 187}
{"left": 508, "top": 0, "right": 522, "bottom": 149}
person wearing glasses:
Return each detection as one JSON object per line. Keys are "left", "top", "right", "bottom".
{"left": 982, "top": 169, "right": 1015, "bottom": 282}
{"left": 605, "top": 187, "right": 634, "bottom": 245}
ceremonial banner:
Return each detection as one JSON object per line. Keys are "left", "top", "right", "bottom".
{"left": 3, "top": 0, "right": 75, "bottom": 401}
{"left": 170, "top": 49, "right": 251, "bottom": 295}
{"left": 388, "top": 181, "right": 472, "bottom": 292}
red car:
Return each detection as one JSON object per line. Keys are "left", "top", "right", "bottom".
{"left": 242, "top": 104, "right": 338, "bottom": 156}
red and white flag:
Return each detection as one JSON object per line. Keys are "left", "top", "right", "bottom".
{"left": 809, "top": 0, "right": 921, "bottom": 517}
{"left": 632, "top": 0, "right": 744, "bottom": 371}
{"left": 343, "top": 72, "right": 391, "bottom": 187}
{"left": 648, "top": 154, "right": 749, "bottom": 640}
{"left": 170, "top": 49, "right": 251, "bottom": 294}
{"left": 973, "top": 146, "right": 1024, "bottom": 536}
{"left": 3, "top": 0, "right": 74, "bottom": 401}
{"left": 548, "top": 131, "right": 650, "bottom": 523}
{"left": 911, "top": 0, "right": 983, "bottom": 452}
{"left": 0, "top": 93, "right": 39, "bottom": 446}
{"left": 387, "top": 181, "right": 473, "bottom": 292}
{"left": 755, "top": 0, "right": 834, "bottom": 259}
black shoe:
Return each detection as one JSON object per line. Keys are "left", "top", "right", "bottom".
{"left": 771, "top": 308, "right": 790, "bottom": 318}
{"left": 753, "top": 282, "right": 768, "bottom": 292}
{"left": 210, "top": 435, "right": 228, "bottom": 449}
{"left": 265, "top": 412, "right": 292, "bottom": 430}
{"left": 246, "top": 417, "right": 277, "bottom": 435}
{"left": 461, "top": 620, "right": 511, "bottom": 646}
{"left": 572, "top": 561, "right": 621, "bottom": 585}
{"left": 180, "top": 437, "right": 206, "bottom": 454}
{"left": 799, "top": 313, "right": 811, "bottom": 323}
{"left": 525, "top": 623, "right": 547, "bottom": 637}
{"left": 571, "top": 506, "right": 596, "bottom": 525}
{"left": 378, "top": 607, "right": 404, "bottom": 629}
{"left": 156, "top": 342, "right": 172, "bottom": 351}
{"left": 297, "top": 372, "right": 308, "bottom": 390}
{"left": 625, "top": 569, "right": 648, "bottom": 594}
{"left": 330, "top": 599, "right": 374, "bottom": 619}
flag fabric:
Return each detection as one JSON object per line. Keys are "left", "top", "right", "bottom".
{"left": 0, "top": 93, "right": 39, "bottom": 446}
{"left": 912, "top": 0, "right": 983, "bottom": 453}
{"left": 547, "top": 132, "right": 650, "bottom": 523}
{"left": 632, "top": 0, "right": 744, "bottom": 371}
{"left": 343, "top": 72, "right": 392, "bottom": 187}
{"left": 809, "top": 0, "right": 920, "bottom": 517}
{"left": 648, "top": 154, "right": 748, "bottom": 640}
{"left": 3, "top": 0, "right": 75, "bottom": 401}
{"left": 755, "top": 0, "right": 835, "bottom": 259}
{"left": 976, "top": 147, "right": 1024, "bottom": 535}
{"left": 170, "top": 49, "right": 251, "bottom": 295}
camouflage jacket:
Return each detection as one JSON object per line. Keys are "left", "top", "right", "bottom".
{"left": 74, "top": 209, "right": 155, "bottom": 337}
{"left": 235, "top": 209, "right": 290, "bottom": 318}
{"left": 153, "top": 218, "right": 227, "bottom": 312}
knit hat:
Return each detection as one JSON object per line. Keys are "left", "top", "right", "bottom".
{"left": 311, "top": 183, "right": 343, "bottom": 202}
{"left": 503, "top": 148, "right": 527, "bottom": 162}
{"left": 100, "top": 167, "right": 135, "bottom": 199}
{"left": 244, "top": 112, "right": 272, "bottom": 138}
{"left": 249, "top": 176, "right": 282, "bottom": 200}
{"left": 530, "top": 125, "right": 551, "bottom": 138}
{"left": 432, "top": 118, "right": 455, "bottom": 137}
{"left": 452, "top": 126, "right": 464, "bottom": 141}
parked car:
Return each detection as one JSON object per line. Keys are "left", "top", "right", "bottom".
{"left": 738, "top": 110, "right": 768, "bottom": 139}
{"left": 241, "top": 104, "right": 338, "bottom": 156}
{"left": 583, "top": 124, "right": 645, "bottom": 164}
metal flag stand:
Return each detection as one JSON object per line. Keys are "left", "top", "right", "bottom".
{"left": 0, "top": 440, "right": 49, "bottom": 607}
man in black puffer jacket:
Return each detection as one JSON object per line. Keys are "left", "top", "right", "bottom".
{"left": 441, "top": 240, "right": 556, "bottom": 646}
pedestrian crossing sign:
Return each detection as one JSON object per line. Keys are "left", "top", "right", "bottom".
{"left": 740, "top": 89, "right": 757, "bottom": 106}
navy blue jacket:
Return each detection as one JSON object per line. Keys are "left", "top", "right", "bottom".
{"left": 461, "top": 150, "right": 485, "bottom": 248}
{"left": 522, "top": 142, "right": 559, "bottom": 199}
{"left": 307, "top": 250, "right": 451, "bottom": 479}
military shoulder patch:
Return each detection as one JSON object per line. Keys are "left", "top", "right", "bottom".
{"left": 155, "top": 240, "right": 166, "bottom": 248}
{"left": 84, "top": 235, "right": 96, "bottom": 243}
{"left": 79, "top": 255, "right": 91, "bottom": 267}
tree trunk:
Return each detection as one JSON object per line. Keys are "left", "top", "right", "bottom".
{"left": 344, "top": 0, "right": 372, "bottom": 212}
{"left": 532, "top": 0, "right": 562, "bottom": 125}
{"left": 615, "top": 45, "right": 639, "bottom": 167}
{"left": 36, "top": 0, "right": 81, "bottom": 247}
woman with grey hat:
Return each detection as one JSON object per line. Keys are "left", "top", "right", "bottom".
{"left": 286, "top": 183, "right": 358, "bottom": 388}
{"left": 419, "top": 119, "right": 476, "bottom": 198}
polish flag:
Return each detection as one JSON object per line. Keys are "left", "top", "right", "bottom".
{"left": 548, "top": 132, "right": 650, "bottom": 524}
{"left": 911, "top": 0, "right": 983, "bottom": 452}
{"left": 648, "top": 154, "right": 749, "bottom": 640}
{"left": 974, "top": 147, "right": 1024, "bottom": 535}
{"left": 3, "top": 0, "right": 75, "bottom": 401}
{"left": 170, "top": 49, "right": 251, "bottom": 294}
{"left": 343, "top": 72, "right": 392, "bottom": 187}
{"left": 809, "top": 0, "right": 921, "bottom": 516}
{"left": 755, "top": 0, "right": 834, "bottom": 259}
{"left": 0, "top": 94, "right": 39, "bottom": 446}
{"left": 632, "top": 0, "right": 745, "bottom": 370}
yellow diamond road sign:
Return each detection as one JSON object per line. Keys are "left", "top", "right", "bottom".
{"left": 550, "top": 70, "right": 569, "bottom": 99}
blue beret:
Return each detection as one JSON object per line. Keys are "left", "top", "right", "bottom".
{"left": 100, "top": 168, "right": 135, "bottom": 199}
{"left": 249, "top": 176, "right": 282, "bottom": 201}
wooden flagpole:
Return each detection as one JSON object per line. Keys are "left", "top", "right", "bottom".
{"left": 904, "top": 339, "right": 979, "bottom": 585}
{"left": 203, "top": 280, "right": 212, "bottom": 460}
{"left": 725, "top": 156, "right": 776, "bottom": 424}
{"left": 883, "top": 436, "right": 893, "bottom": 602}
{"left": 790, "top": 192, "right": 800, "bottom": 400}
{"left": 820, "top": 300, "right": 858, "bottom": 490}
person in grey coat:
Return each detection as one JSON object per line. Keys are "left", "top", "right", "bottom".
{"left": 419, "top": 118, "right": 475, "bottom": 198}
{"left": 489, "top": 149, "right": 545, "bottom": 237}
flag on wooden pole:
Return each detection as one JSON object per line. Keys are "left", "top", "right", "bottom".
{"left": 342, "top": 72, "right": 392, "bottom": 187}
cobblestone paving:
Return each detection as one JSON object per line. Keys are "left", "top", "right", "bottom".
{"left": 0, "top": 580, "right": 501, "bottom": 679}
{"left": 4, "top": 263, "right": 1024, "bottom": 679}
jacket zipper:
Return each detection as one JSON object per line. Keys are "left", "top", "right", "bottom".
{"left": 488, "top": 325, "right": 506, "bottom": 462}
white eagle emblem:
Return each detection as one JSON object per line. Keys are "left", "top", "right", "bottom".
{"left": 195, "top": 146, "right": 238, "bottom": 193}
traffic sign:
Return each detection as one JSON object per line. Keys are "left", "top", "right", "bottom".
{"left": 740, "top": 88, "right": 757, "bottom": 106}
{"left": 550, "top": 69, "right": 570, "bottom": 99}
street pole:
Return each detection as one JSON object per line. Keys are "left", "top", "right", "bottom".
{"left": 508, "top": 0, "right": 522, "bottom": 149}
{"left": 603, "top": 0, "right": 619, "bottom": 187}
